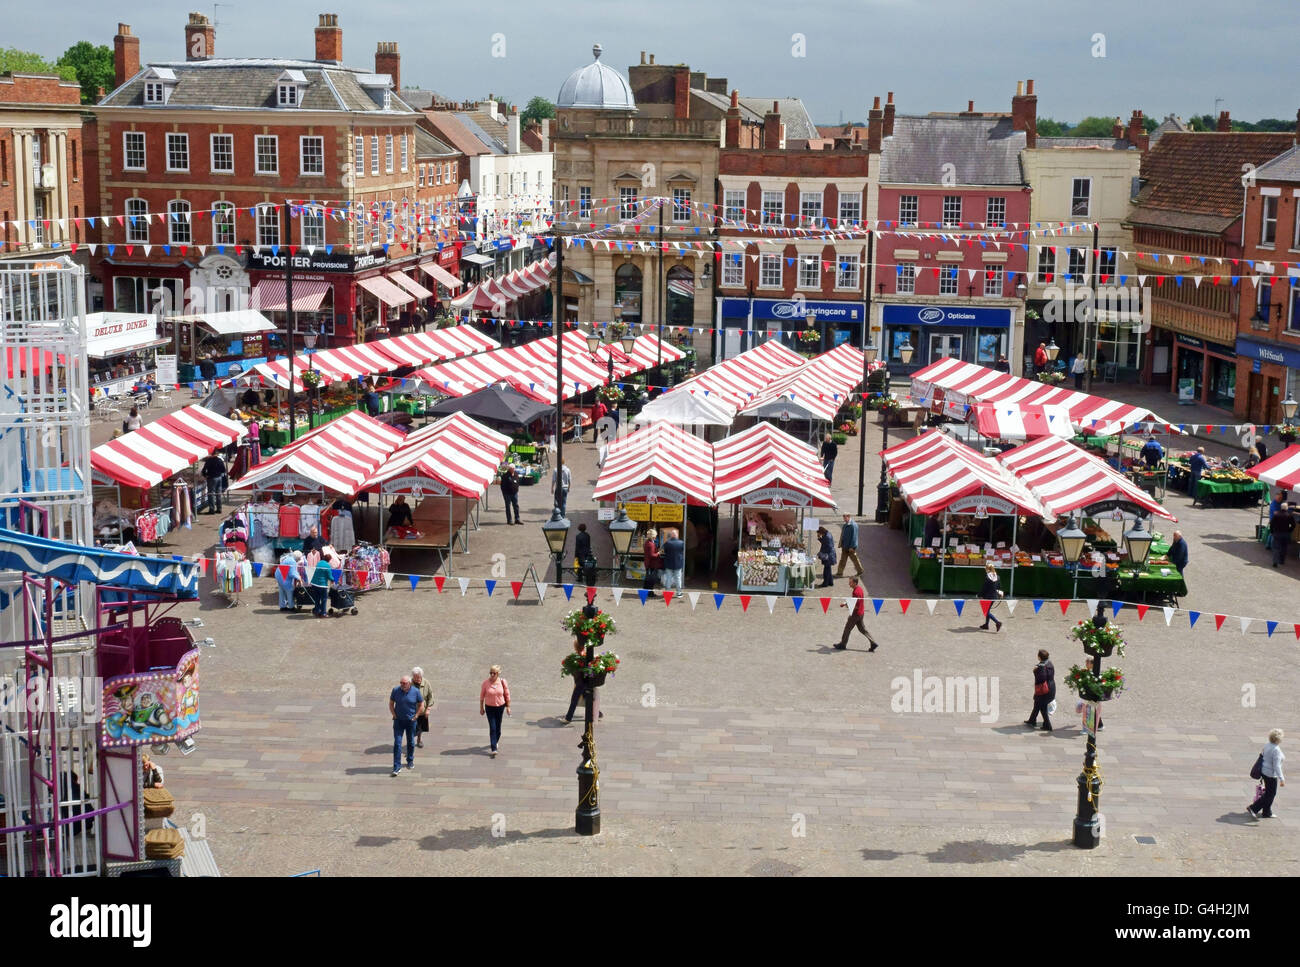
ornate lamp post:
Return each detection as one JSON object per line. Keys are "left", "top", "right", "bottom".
{"left": 568, "top": 602, "right": 617, "bottom": 836}
{"left": 1069, "top": 593, "right": 1124, "bottom": 848}
{"left": 1122, "top": 517, "right": 1154, "bottom": 567}
{"left": 875, "top": 338, "right": 912, "bottom": 523}
{"left": 856, "top": 345, "right": 878, "bottom": 516}
{"left": 542, "top": 509, "right": 571, "bottom": 583}
{"left": 607, "top": 506, "right": 637, "bottom": 585}
{"left": 1057, "top": 514, "right": 1088, "bottom": 600}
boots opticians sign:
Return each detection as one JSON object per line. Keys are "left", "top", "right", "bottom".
{"left": 247, "top": 249, "right": 388, "bottom": 273}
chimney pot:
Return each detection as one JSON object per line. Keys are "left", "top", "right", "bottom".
{"left": 649, "top": 53, "right": 655, "bottom": 64}
{"left": 113, "top": 23, "right": 140, "bottom": 89}
{"left": 1016, "top": 80, "right": 1024, "bottom": 96}
{"left": 185, "top": 11, "right": 215, "bottom": 61}
{"left": 729, "top": 89, "right": 738, "bottom": 108}
{"left": 640, "top": 51, "right": 645, "bottom": 65}
{"left": 872, "top": 95, "right": 881, "bottom": 110}
{"left": 1026, "top": 79, "right": 1034, "bottom": 94}
{"left": 968, "top": 100, "right": 975, "bottom": 112}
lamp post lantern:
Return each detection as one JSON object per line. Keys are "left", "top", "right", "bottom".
{"left": 1046, "top": 338, "right": 1060, "bottom": 364}
{"left": 1122, "top": 517, "right": 1153, "bottom": 567}
{"left": 1058, "top": 513, "right": 1088, "bottom": 599}
{"left": 542, "top": 509, "right": 571, "bottom": 583}
{"left": 607, "top": 506, "right": 637, "bottom": 585}
{"left": 1282, "top": 394, "right": 1299, "bottom": 424}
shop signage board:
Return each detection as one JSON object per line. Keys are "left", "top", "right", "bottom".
{"left": 255, "top": 472, "right": 324, "bottom": 496}
{"left": 155, "top": 353, "right": 177, "bottom": 386}
{"left": 881, "top": 304, "right": 1013, "bottom": 329}
{"left": 946, "top": 494, "right": 1018, "bottom": 516}
{"left": 1236, "top": 337, "right": 1300, "bottom": 371}
{"left": 247, "top": 249, "right": 388, "bottom": 273}
{"left": 651, "top": 504, "right": 683, "bottom": 522}
{"left": 742, "top": 486, "right": 812, "bottom": 509}
{"left": 87, "top": 312, "right": 159, "bottom": 357}
{"left": 100, "top": 648, "right": 200, "bottom": 749}
{"left": 719, "top": 298, "right": 866, "bottom": 323}
{"left": 381, "top": 475, "right": 451, "bottom": 498}
{"left": 617, "top": 484, "right": 686, "bottom": 505}
{"left": 624, "top": 503, "right": 652, "bottom": 521}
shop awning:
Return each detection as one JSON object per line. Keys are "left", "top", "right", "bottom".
{"left": 463, "top": 252, "right": 496, "bottom": 267}
{"left": 1247, "top": 443, "right": 1300, "bottom": 491}
{"left": 356, "top": 275, "right": 414, "bottom": 307}
{"left": 418, "top": 261, "right": 464, "bottom": 290}
{"left": 998, "top": 436, "right": 1175, "bottom": 521}
{"left": 388, "top": 271, "right": 433, "bottom": 300}
{"left": 229, "top": 411, "right": 406, "bottom": 496}
{"left": 0, "top": 528, "right": 198, "bottom": 597}
{"left": 86, "top": 312, "right": 168, "bottom": 358}
{"left": 363, "top": 412, "right": 512, "bottom": 499}
{"left": 250, "top": 278, "right": 333, "bottom": 313}
{"left": 972, "top": 402, "right": 1073, "bottom": 441}
{"left": 593, "top": 421, "right": 715, "bottom": 505}
{"left": 183, "top": 309, "right": 277, "bottom": 336}
{"left": 713, "top": 421, "right": 836, "bottom": 508}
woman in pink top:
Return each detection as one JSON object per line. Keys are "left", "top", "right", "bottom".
{"left": 479, "top": 665, "right": 511, "bottom": 757}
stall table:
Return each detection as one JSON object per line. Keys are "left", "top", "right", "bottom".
{"left": 908, "top": 554, "right": 1186, "bottom": 600}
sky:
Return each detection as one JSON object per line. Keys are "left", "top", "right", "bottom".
{"left": 7, "top": 0, "right": 1299, "bottom": 125}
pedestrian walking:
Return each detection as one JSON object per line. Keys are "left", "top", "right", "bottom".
{"left": 1257, "top": 438, "right": 1268, "bottom": 462}
{"left": 820, "top": 433, "right": 839, "bottom": 483}
{"left": 815, "top": 526, "right": 836, "bottom": 587}
{"left": 661, "top": 528, "right": 685, "bottom": 591}
{"left": 412, "top": 667, "right": 433, "bottom": 748}
{"left": 977, "top": 562, "right": 1003, "bottom": 632}
{"left": 275, "top": 550, "right": 306, "bottom": 611}
{"left": 1270, "top": 502, "right": 1295, "bottom": 567}
{"left": 642, "top": 528, "right": 662, "bottom": 598}
{"left": 1025, "top": 649, "right": 1055, "bottom": 731}
{"left": 499, "top": 466, "right": 522, "bottom": 525}
{"left": 552, "top": 461, "right": 572, "bottom": 517}
{"left": 835, "top": 513, "right": 863, "bottom": 578}
{"left": 1071, "top": 352, "right": 1087, "bottom": 389}
{"left": 1168, "top": 530, "right": 1189, "bottom": 575}
{"left": 836, "top": 575, "right": 878, "bottom": 650}
{"left": 308, "top": 553, "right": 332, "bottom": 618}
{"left": 574, "top": 522, "right": 593, "bottom": 579}
{"left": 1247, "top": 728, "right": 1286, "bottom": 820}
{"left": 200, "top": 452, "right": 226, "bottom": 514}
{"left": 479, "top": 665, "right": 511, "bottom": 757}
{"left": 389, "top": 674, "right": 425, "bottom": 775}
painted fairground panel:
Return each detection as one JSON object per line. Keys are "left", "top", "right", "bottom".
{"left": 100, "top": 647, "right": 200, "bottom": 747}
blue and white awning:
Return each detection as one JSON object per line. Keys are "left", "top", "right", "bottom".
{"left": 0, "top": 528, "right": 199, "bottom": 598}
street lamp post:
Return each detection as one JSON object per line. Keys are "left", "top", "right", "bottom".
{"left": 542, "top": 509, "right": 571, "bottom": 584}
{"left": 876, "top": 339, "right": 912, "bottom": 523}
{"left": 608, "top": 506, "right": 636, "bottom": 586}
{"left": 856, "top": 345, "right": 878, "bottom": 516}
{"left": 1073, "top": 596, "right": 1110, "bottom": 849}
{"left": 303, "top": 331, "right": 318, "bottom": 429}
{"left": 575, "top": 601, "right": 601, "bottom": 836}
{"left": 1057, "top": 514, "right": 1088, "bottom": 600}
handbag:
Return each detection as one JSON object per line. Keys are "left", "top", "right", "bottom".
{"left": 1250, "top": 752, "right": 1264, "bottom": 781}
{"left": 1253, "top": 781, "right": 1268, "bottom": 804}
{"left": 1034, "top": 665, "right": 1049, "bottom": 697}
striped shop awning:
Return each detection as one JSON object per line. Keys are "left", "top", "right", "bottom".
{"left": 357, "top": 274, "right": 414, "bottom": 307}
{"left": 250, "top": 278, "right": 333, "bottom": 312}
{"left": 388, "top": 271, "right": 434, "bottom": 300}
{"left": 417, "top": 260, "right": 464, "bottom": 290}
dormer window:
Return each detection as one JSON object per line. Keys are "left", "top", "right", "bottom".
{"left": 383, "top": 90, "right": 393, "bottom": 111}
{"left": 275, "top": 70, "right": 308, "bottom": 109}
{"left": 142, "top": 68, "right": 177, "bottom": 105}
{"left": 145, "top": 82, "right": 167, "bottom": 104}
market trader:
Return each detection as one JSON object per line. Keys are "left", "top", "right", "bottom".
{"left": 1187, "top": 447, "right": 1209, "bottom": 497}
{"left": 1140, "top": 437, "right": 1164, "bottom": 469}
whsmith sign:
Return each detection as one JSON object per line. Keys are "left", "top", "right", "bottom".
{"left": 246, "top": 250, "right": 388, "bottom": 273}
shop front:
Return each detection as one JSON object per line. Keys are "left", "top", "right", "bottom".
{"left": 1234, "top": 336, "right": 1300, "bottom": 426}
{"left": 715, "top": 298, "right": 867, "bottom": 362}
{"left": 880, "top": 303, "right": 1014, "bottom": 376}
{"left": 86, "top": 312, "right": 170, "bottom": 396}
{"left": 246, "top": 248, "right": 393, "bottom": 352}
{"left": 1172, "top": 334, "right": 1235, "bottom": 410}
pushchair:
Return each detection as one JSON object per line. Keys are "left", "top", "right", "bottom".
{"left": 292, "top": 584, "right": 314, "bottom": 610}
{"left": 328, "top": 585, "right": 359, "bottom": 616}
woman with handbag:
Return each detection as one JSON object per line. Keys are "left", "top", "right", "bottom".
{"left": 478, "top": 665, "right": 511, "bottom": 758}
{"left": 1025, "top": 649, "right": 1055, "bottom": 731}
{"left": 977, "top": 561, "right": 1003, "bottom": 632}
{"left": 816, "top": 527, "right": 837, "bottom": 588}
{"left": 642, "top": 529, "right": 663, "bottom": 599}
{"left": 1248, "top": 729, "right": 1286, "bottom": 819}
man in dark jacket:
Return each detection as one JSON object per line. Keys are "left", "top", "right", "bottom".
{"left": 200, "top": 453, "right": 226, "bottom": 514}
{"left": 820, "top": 433, "right": 839, "bottom": 483}
{"left": 1270, "top": 502, "right": 1296, "bottom": 567}
{"left": 574, "top": 523, "right": 592, "bottom": 569}
{"left": 661, "top": 528, "right": 686, "bottom": 591}
{"left": 499, "top": 467, "right": 521, "bottom": 525}
{"left": 1187, "top": 447, "right": 1209, "bottom": 498}
{"left": 1168, "top": 530, "right": 1189, "bottom": 574}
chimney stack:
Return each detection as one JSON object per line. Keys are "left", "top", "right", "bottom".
{"left": 185, "top": 12, "right": 214, "bottom": 61}
{"left": 673, "top": 66, "right": 690, "bottom": 119}
{"left": 883, "top": 91, "right": 895, "bottom": 138}
{"left": 640, "top": 51, "right": 646, "bottom": 65}
{"left": 649, "top": 53, "right": 655, "bottom": 65}
{"left": 1216, "top": 110, "right": 1231, "bottom": 132}
{"left": 762, "top": 101, "right": 784, "bottom": 150}
{"left": 507, "top": 110, "right": 520, "bottom": 154}
{"left": 1111, "top": 117, "right": 1123, "bottom": 139}
{"left": 867, "top": 95, "right": 884, "bottom": 153}
{"left": 724, "top": 89, "right": 741, "bottom": 149}
{"left": 1011, "top": 78, "right": 1038, "bottom": 148}
{"left": 113, "top": 24, "right": 139, "bottom": 89}
{"left": 1127, "top": 110, "right": 1149, "bottom": 152}
{"left": 375, "top": 42, "right": 400, "bottom": 91}
{"left": 1294, "top": 108, "right": 1300, "bottom": 146}
{"left": 315, "top": 13, "right": 342, "bottom": 63}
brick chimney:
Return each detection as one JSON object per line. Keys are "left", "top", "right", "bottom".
{"left": 185, "top": 12, "right": 214, "bottom": 61}
{"left": 867, "top": 95, "right": 883, "bottom": 153}
{"left": 113, "top": 24, "right": 139, "bottom": 89}
{"left": 1295, "top": 108, "right": 1300, "bottom": 145}
{"left": 375, "top": 42, "right": 400, "bottom": 91}
{"left": 1011, "top": 79, "right": 1037, "bottom": 148}
{"left": 1127, "top": 110, "right": 1149, "bottom": 152}
{"left": 960, "top": 100, "right": 977, "bottom": 116}
{"left": 672, "top": 66, "right": 690, "bottom": 120}
{"left": 883, "top": 91, "right": 895, "bottom": 138}
{"left": 315, "top": 13, "right": 342, "bottom": 63}
{"left": 762, "top": 100, "right": 784, "bottom": 149}
{"left": 1111, "top": 116, "right": 1123, "bottom": 139}
{"left": 1216, "top": 110, "right": 1231, "bottom": 132}
{"left": 724, "top": 89, "right": 741, "bottom": 148}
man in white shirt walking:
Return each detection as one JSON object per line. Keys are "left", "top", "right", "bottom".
{"left": 552, "top": 461, "right": 572, "bottom": 517}
{"left": 1071, "top": 352, "right": 1087, "bottom": 389}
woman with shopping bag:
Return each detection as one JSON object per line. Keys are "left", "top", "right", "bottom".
{"left": 1025, "top": 649, "right": 1055, "bottom": 731}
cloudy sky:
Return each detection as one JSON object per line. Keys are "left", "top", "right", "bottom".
{"left": 8, "top": 0, "right": 1298, "bottom": 125}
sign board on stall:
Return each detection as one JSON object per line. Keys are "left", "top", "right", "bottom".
{"left": 256, "top": 472, "right": 323, "bottom": 496}
{"left": 742, "top": 487, "right": 812, "bottom": 508}
{"left": 803, "top": 517, "right": 821, "bottom": 532}
{"left": 624, "top": 503, "right": 651, "bottom": 522}
{"left": 155, "top": 353, "right": 177, "bottom": 386}
{"left": 382, "top": 475, "right": 451, "bottom": 498}
{"left": 946, "top": 495, "right": 1017, "bottom": 516}
{"left": 617, "top": 484, "right": 687, "bottom": 505}
{"left": 1177, "top": 378, "right": 1196, "bottom": 404}
{"left": 101, "top": 648, "right": 201, "bottom": 749}
{"left": 597, "top": 507, "right": 615, "bottom": 521}
{"left": 652, "top": 504, "right": 683, "bottom": 522}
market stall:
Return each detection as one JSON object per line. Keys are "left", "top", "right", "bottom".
{"left": 674, "top": 339, "right": 806, "bottom": 410}
{"left": 714, "top": 422, "right": 836, "bottom": 593}
{"left": 1166, "top": 451, "right": 1269, "bottom": 506}
{"left": 737, "top": 342, "right": 874, "bottom": 425}
{"left": 85, "top": 312, "right": 172, "bottom": 399}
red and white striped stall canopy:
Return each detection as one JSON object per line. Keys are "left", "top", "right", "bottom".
{"left": 414, "top": 348, "right": 525, "bottom": 397}
{"left": 675, "top": 340, "right": 805, "bottom": 409}
{"left": 713, "top": 421, "right": 836, "bottom": 508}
{"left": 380, "top": 326, "right": 499, "bottom": 368}
{"left": 972, "top": 401, "right": 1073, "bottom": 441}
{"left": 1247, "top": 443, "right": 1300, "bottom": 492}
{"left": 363, "top": 412, "right": 511, "bottom": 499}
{"left": 910, "top": 358, "right": 1176, "bottom": 435}
{"left": 611, "top": 333, "right": 685, "bottom": 377}
{"left": 228, "top": 411, "right": 405, "bottom": 496}
{"left": 593, "top": 421, "right": 715, "bottom": 506}
{"left": 882, "top": 431, "right": 1046, "bottom": 517}
{"left": 90, "top": 405, "right": 247, "bottom": 490}
{"left": 739, "top": 343, "right": 871, "bottom": 422}
{"left": 505, "top": 360, "right": 608, "bottom": 404}
{"left": 449, "top": 277, "right": 509, "bottom": 312}
{"left": 997, "top": 436, "right": 1175, "bottom": 521}
{"left": 248, "top": 353, "right": 337, "bottom": 392}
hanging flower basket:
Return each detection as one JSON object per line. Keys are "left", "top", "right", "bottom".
{"left": 1036, "top": 371, "right": 1066, "bottom": 385}
{"left": 561, "top": 650, "right": 620, "bottom": 684}
{"left": 300, "top": 370, "right": 322, "bottom": 390}
{"left": 1065, "top": 665, "right": 1125, "bottom": 702}
{"left": 562, "top": 608, "right": 618, "bottom": 646}
{"left": 1277, "top": 427, "right": 1298, "bottom": 445}
{"left": 1070, "top": 620, "right": 1127, "bottom": 658}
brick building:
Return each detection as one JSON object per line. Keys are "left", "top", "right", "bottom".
{"left": 412, "top": 126, "right": 464, "bottom": 295}
{"left": 0, "top": 71, "right": 87, "bottom": 262}
{"left": 89, "top": 13, "right": 441, "bottom": 374}
{"left": 1231, "top": 127, "right": 1300, "bottom": 425}
{"left": 875, "top": 87, "right": 1034, "bottom": 374}
{"left": 715, "top": 90, "right": 876, "bottom": 359}
{"left": 1125, "top": 117, "right": 1296, "bottom": 409}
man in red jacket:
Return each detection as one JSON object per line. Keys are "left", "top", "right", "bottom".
{"left": 589, "top": 399, "right": 607, "bottom": 442}
{"left": 836, "top": 576, "right": 878, "bottom": 651}
{"left": 1033, "top": 342, "right": 1049, "bottom": 374}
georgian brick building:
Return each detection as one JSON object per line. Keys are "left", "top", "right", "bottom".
{"left": 89, "top": 13, "right": 440, "bottom": 370}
